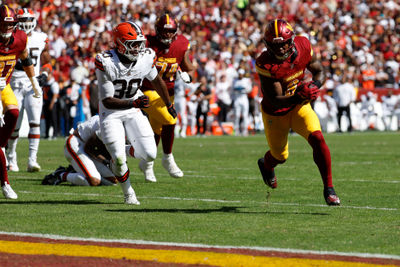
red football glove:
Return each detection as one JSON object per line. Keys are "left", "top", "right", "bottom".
{"left": 296, "top": 81, "right": 320, "bottom": 102}
{"left": 132, "top": 95, "right": 150, "bottom": 108}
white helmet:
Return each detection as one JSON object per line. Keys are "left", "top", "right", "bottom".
{"left": 17, "top": 8, "right": 36, "bottom": 34}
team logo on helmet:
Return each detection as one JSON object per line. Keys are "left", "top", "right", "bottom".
{"left": 113, "top": 22, "right": 146, "bottom": 61}
{"left": 0, "top": 5, "right": 17, "bottom": 39}
{"left": 263, "top": 19, "right": 295, "bottom": 61}
{"left": 155, "top": 13, "right": 178, "bottom": 46}
{"left": 17, "top": 8, "right": 36, "bottom": 34}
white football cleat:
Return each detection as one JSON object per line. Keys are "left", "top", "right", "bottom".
{"left": 27, "top": 161, "right": 41, "bottom": 172}
{"left": 2, "top": 183, "right": 18, "bottom": 199}
{"left": 124, "top": 192, "right": 140, "bottom": 205}
{"left": 7, "top": 154, "right": 19, "bottom": 172}
{"left": 139, "top": 160, "right": 157, "bottom": 182}
{"left": 162, "top": 153, "right": 183, "bottom": 178}
{"left": 8, "top": 162, "right": 19, "bottom": 172}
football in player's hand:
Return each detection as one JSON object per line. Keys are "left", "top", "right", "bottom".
{"left": 296, "top": 81, "right": 319, "bottom": 102}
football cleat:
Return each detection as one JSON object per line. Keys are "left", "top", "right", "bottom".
{"left": 8, "top": 162, "right": 19, "bottom": 172}
{"left": 258, "top": 158, "right": 277, "bottom": 189}
{"left": 27, "top": 161, "right": 41, "bottom": 172}
{"left": 324, "top": 187, "right": 341, "bottom": 206}
{"left": 124, "top": 192, "right": 140, "bottom": 205}
{"left": 41, "top": 166, "right": 66, "bottom": 185}
{"left": 139, "top": 160, "right": 157, "bottom": 183}
{"left": 162, "top": 153, "right": 183, "bottom": 178}
{"left": 2, "top": 183, "right": 18, "bottom": 199}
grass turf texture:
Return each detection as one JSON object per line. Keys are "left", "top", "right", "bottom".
{"left": 1, "top": 132, "right": 399, "bottom": 256}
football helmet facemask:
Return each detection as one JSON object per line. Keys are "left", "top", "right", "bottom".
{"left": 17, "top": 8, "right": 36, "bottom": 34}
{"left": 113, "top": 22, "right": 146, "bottom": 61}
{"left": 0, "top": 5, "right": 17, "bottom": 40}
{"left": 155, "top": 13, "right": 178, "bottom": 46}
{"left": 263, "top": 19, "right": 295, "bottom": 61}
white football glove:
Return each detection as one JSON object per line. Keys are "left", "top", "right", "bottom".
{"left": 0, "top": 77, "right": 6, "bottom": 91}
{"left": 177, "top": 70, "right": 192, "bottom": 83}
{"left": 29, "top": 76, "right": 42, "bottom": 98}
{"left": 0, "top": 96, "right": 4, "bottom": 127}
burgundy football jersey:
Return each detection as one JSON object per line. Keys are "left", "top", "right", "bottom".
{"left": 142, "top": 34, "right": 190, "bottom": 96}
{"left": 0, "top": 29, "right": 27, "bottom": 84}
{"left": 256, "top": 36, "right": 313, "bottom": 115}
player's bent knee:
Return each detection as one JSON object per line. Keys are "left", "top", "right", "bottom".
{"left": 112, "top": 156, "right": 128, "bottom": 176}
{"left": 87, "top": 176, "right": 101, "bottom": 186}
{"left": 308, "top": 130, "right": 325, "bottom": 144}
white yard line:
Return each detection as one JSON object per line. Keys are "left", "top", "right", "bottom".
{"left": 17, "top": 190, "right": 399, "bottom": 211}
{"left": 0, "top": 231, "right": 398, "bottom": 260}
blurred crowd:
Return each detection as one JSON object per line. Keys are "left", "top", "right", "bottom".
{"left": 7, "top": 0, "right": 400, "bottom": 136}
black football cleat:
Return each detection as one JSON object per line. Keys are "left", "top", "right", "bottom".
{"left": 258, "top": 158, "right": 277, "bottom": 189}
{"left": 324, "top": 187, "right": 341, "bottom": 206}
{"left": 41, "top": 166, "right": 66, "bottom": 185}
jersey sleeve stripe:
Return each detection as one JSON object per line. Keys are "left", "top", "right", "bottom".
{"left": 255, "top": 65, "right": 272, "bottom": 77}
{"left": 95, "top": 58, "right": 105, "bottom": 71}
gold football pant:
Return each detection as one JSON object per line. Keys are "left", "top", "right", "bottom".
{"left": 262, "top": 103, "right": 321, "bottom": 161}
{"left": 142, "top": 90, "right": 177, "bottom": 135}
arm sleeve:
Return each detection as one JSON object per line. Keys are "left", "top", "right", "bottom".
{"left": 96, "top": 69, "right": 115, "bottom": 100}
{"left": 145, "top": 66, "right": 158, "bottom": 82}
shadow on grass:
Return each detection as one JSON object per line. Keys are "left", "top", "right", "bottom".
{"left": 0, "top": 200, "right": 103, "bottom": 205}
{"left": 107, "top": 206, "right": 330, "bottom": 216}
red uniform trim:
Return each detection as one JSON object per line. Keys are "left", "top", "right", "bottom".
{"left": 65, "top": 135, "right": 91, "bottom": 180}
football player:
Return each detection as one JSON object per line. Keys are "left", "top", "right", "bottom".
{"left": 139, "top": 13, "right": 194, "bottom": 182}
{"left": 42, "top": 115, "right": 117, "bottom": 186}
{"left": 6, "top": 8, "right": 51, "bottom": 172}
{"left": 255, "top": 19, "right": 340, "bottom": 206}
{"left": 0, "top": 5, "right": 42, "bottom": 199}
{"left": 95, "top": 21, "right": 175, "bottom": 204}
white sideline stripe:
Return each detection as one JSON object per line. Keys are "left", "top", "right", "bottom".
{"left": 0, "top": 231, "right": 399, "bottom": 260}
{"left": 18, "top": 191, "right": 398, "bottom": 211}
{"left": 237, "top": 176, "right": 400, "bottom": 183}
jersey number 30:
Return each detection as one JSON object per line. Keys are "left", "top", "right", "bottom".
{"left": 113, "top": 79, "right": 142, "bottom": 98}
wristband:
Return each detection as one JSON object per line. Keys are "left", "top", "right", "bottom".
{"left": 312, "top": 80, "right": 322, "bottom": 88}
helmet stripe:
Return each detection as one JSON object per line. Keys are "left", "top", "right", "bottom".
{"left": 5, "top": 5, "right": 10, "bottom": 17}
{"left": 166, "top": 14, "right": 170, "bottom": 25}
{"left": 129, "top": 22, "right": 143, "bottom": 36}
{"left": 274, "top": 19, "right": 279, "bottom": 38}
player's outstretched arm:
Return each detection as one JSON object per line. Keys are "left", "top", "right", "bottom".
{"left": 20, "top": 47, "right": 41, "bottom": 98}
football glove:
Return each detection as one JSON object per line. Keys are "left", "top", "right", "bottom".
{"left": 132, "top": 95, "right": 150, "bottom": 108}
{"left": 167, "top": 102, "right": 177, "bottom": 118}
{"left": 0, "top": 96, "right": 4, "bottom": 127}
{"left": 37, "top": 72, "right": 48, "bottom": 87}
{"left": 296, "top": 81, "right": 320, "bottom": 102}
{"left": 0, "top": 77, "right": 6, "bottom": 91}
{"left": 177, "top": 69, "right": 192, "bottom": 83}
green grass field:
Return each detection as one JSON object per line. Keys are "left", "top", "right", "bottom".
{"left": 1, "top": 132, "right": 399, "bottom": 256}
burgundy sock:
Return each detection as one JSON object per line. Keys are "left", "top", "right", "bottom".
{"left": 263, "top": 151, "right": 285, "bottom": 170}
{"left": 0, "top": 109, "right": 19, "bottom": 147}
{"left": 154, "top": 134, "right": 161, "bottom": 146}
{"left": 161, "top": 124, "right": 175, "bottom": 154}
{"left": 0, "top": 148, "right": 9, "bottom": 186}
{"left": 308, "top": 130, "right": 333, "bottom": 188}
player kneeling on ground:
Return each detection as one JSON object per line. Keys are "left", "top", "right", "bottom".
{"left": 42, "top": 115, "right": 117, "bottom": 186}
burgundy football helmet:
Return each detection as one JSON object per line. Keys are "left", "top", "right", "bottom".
{"left": 263, "top": 19, "right": 295, "bottom": 61}
{"left": 0, "top": 5, "right": 17, "bottom": 40}
{"left": 155, "top": 13, "right": 178, "bottom": 46}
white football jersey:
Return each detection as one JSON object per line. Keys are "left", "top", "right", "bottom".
{"left": 95, "top": 48, "right": 158, "bottom": 118}
{"left": 76, "top": 115, "right": 101, "bottom": 143}
{"left": 12, "top": 30, "right": 48, "bottom": 79}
